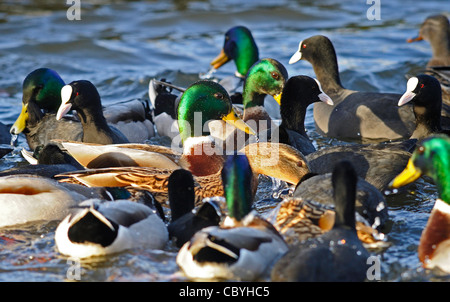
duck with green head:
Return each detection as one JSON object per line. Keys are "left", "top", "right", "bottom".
{"left": 210, "top": 58, "right": 288, "bottom": 151}
{"left": 176, "top": 80, "right": 255, "bottom": 176}
{"left": 210, "top": 26, "right": 259, "bottom": 81}
{"left": 10, "top": 68, "right": 83, "bottom": 150}
{"left": 390, "top": 134, "right": 450, "bottom": 273}
{"left": 176, "top": 153, "right": 288, "bottom": 281}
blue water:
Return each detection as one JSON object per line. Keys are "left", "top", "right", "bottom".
{"left": 0, "top": 0, "right": 449, "bottom": 282}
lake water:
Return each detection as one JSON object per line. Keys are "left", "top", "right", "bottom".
{"left": 0, "top": 0, "right": 449, "bottom": 283}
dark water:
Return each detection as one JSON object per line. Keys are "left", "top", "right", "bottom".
{"left": 0, "top": 0, "right": 449, "bottom": 282}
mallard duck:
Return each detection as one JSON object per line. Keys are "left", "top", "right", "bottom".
{"left": 54, "top": 198, "right": 168, "bottom": 259}
{"left": 407, "top": 15, "right": 450, "bottom": 68}
{"left": 271, "top": 161, "right": 371, "bottom": 282}
{"left": 0, "top": 175, "right": 89, "bottom": 228}
{"left": 248, "top": 75, "right": 334, "bottom": 155}
{"left": 10, "top": 68, "right": 155, "bottom": 150}
{"left": 209, "top": 25, "right": 259, "bottom": 94}
{"left": 267, "top": 171, "right": 389, "bottom": 248}
{"left": 389, "top": 135, "right": 450, "bottom": 273}
{"left": 167, "top": 169, "right": 223, "bottom": 248}
{"left": 289, "top": 35, "right": 425, "bottom": 141}
{"left": 176, "top": 153, "right": 288, "bottom": 281}
{"left": 398, "top": 74, "right": 450, "bottom": 138}
{"left": 212, "top": 58, "right": 288, "bottom": 150}
{"left": 303, "top": 73, "right": 450, "bottom": 191}
{"left": 149, "top": 58, "right": 287, "bottom": 145}
{"left": 407, "top": 15, "right": 450, "bottom": 123}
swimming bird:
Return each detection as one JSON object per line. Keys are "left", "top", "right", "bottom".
{"left": 398, "top": 74, "right": 450, "bottom": 138}
{"left": 247, "top": 75, "right": 333, "bottom": 155}
{"left": 0, "top": 175, "right": 88, "bottom": 228}
{"left": 407, "top": 15, "right": 450, "bottom": 124}
{"left": 304, "top": 73, "right": 450, "bottom": 191}
{"left": 271, "top": 161, "right": 371, "bottom": 282}
{"left": 209, "top": 26, "right": 259, "bottom": 94}
{"left": 10, "top": 68, "right": 155, "bottom": 150}
{"left": 176, "top": 153, "right": 288, "bottom": 281}
{"left": 407, "top": 15, "right": 450, "bottom": 68}
{"left": 54, "top": 198, "right": 168, "bottom": 259}
{"left": 167, "top": 169, "right": 223, "bottom": 248}
{"left": 289, "top": 35, "right": 419, "bottom": 141}
{"left": 150, "top": 58, "right": 287, "bottom": 145}
{"left": 389, "top": 135, "right": 450, "bottom": 273}
{"left": 56, "top": 80, "right": 130, "bottom": 144}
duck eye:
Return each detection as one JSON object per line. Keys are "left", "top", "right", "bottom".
{"left": 417, "top": 146, "right": 425, "bottom": 154}
{"left": 302, "top": 43, "right": 307, "bottom": 49}
{"left": 214, "top": 92, "right": 224, "bottom": 100}
{"left": 271, "top": 72, "right": 280, "bottom": 80}
{"left": 420, "top": 84, "right": 424, "bottom": 89}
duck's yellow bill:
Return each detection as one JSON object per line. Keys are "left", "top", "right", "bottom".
{"left": 389, "top": 159, "right": 422, "bottom": 188}
{"left": 10, "top": 103, "right": 28, "bottom": 135}
{"left": 210, "top": 48, "right": 230, "bottom": 69}
{"left": 273, "top": 93, "right": 282, "bottom": 105}
{"left": 223, "top": 109, "right": 256, "bottom": 135}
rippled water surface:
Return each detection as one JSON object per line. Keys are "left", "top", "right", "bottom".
{"left": 0, "top": 0, "right": 449, "bottom": 283}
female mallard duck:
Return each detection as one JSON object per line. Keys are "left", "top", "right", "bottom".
{"left": 209, "top": 25, "right": 259, "bottom": 95}
{"left": 267, "top": 169, "right": 389, "bottom": 248}
{"left": 289, "top": 35, "right": 425, "bottom": 141}
{"left": 398, "top": 74, "right": 450, "bottom": 138}
{"left": 10, "top": 68, "right": 155, "bottom": 150}
{"left": 407, "top": 15, "right": 450, "bottom": 68}
{"left": 271, "top": 161, "right": 371, "bottom": 282}
{"left": 248, "top": 75, "right": 333, "bottom": 155}
{"left": 167, "top": 169, "right": 223, "bottom": 248}
{"left": 0, "top": 175, "right": 89, "bottom": 228}
{"left": 389, "top": 135, "right": 450, "bottom": 273}
{"left": 54, "top": 198, "right": 168, "bottom": 259}
{"left": 176, "top": 153, "right": 288, "bottom": 281}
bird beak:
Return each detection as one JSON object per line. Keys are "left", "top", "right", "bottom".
{"left": 389, "top": 159, "right": 422, "bottom": 188}
{"left": 222, "top": 108, "right": 256, "bottom": 135}
{"left": 210, "top": 49, "right": 231, "bottom": 69}
{"left": 10, "top": 103, "right": 29, "bottom": 134}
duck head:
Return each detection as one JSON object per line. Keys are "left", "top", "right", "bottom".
{"left": 242, "top": 58, "right": 288, "bottom": 108}
{"left": 11, "top": 68, "right": 65, "bottom": 134}
{"left": 221, "top": 153, "right": 254, "bottom": 222}
{"left": 177, "top": 80, "right": 255, "bottom": 143}
{"left": 210, "top": 26, "right": 259, "bottom": 78}
{"left": 390, "top": 135, "right": 450, "bottom": 203}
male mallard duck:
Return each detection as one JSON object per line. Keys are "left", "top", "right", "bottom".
{"left": 398, "top": 74, "right": 450, "bottom": 138}
{"left": 289, "top": 35, "right": 428, "bottom": 141}
{"left": 389, "top": 135, "right": 450, "bottom": 273}
{"left": 54, "top": 198, "right": 168, "bottom": 259}
{"left": 149, "top": 58, "right": 287, "bottom": 145}
{"left": 271, "top": 161, "right": 371, "bottom": 282}
{"left": 167, "top": 169, "right": 223, "bottom": 248}
{"left": 57, "top": 80, "right": 130, "bottom": 144}
{"left": 248, "top": 75, "right": 333, "bottom": 155}
{"left": 209, "top": 26, "right": 259, "bottom": 94}
{"left": 0, "top": 175, "right": 88, "bottom": 228}
{"left": 10, "top": 68, "right": 155, "bottom": 150}
{"left": 212, "top": 58, "right": 288, "bottom": 150}
{"left": 176, "top": 153, "right": 288, "bottom": 281}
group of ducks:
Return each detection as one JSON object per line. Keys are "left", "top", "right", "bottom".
{"left": 0, "top": 14, "right": 449, "bottom": 282}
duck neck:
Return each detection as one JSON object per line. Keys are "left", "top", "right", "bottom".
{"left": 242, "top": 80, "right": 267, "bottom": 109}
{"left": 333, "top": 178, "right": 356, "bottom": 230}
{"left": 76, "top": 107, "right": 113, "bottom": 141}
{"left": 429, "top": 31, "right": 450, "bottom": 60}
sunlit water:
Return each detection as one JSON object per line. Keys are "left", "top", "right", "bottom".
{"left": 0, "top": 0, "right": 449, "bottom": 282}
